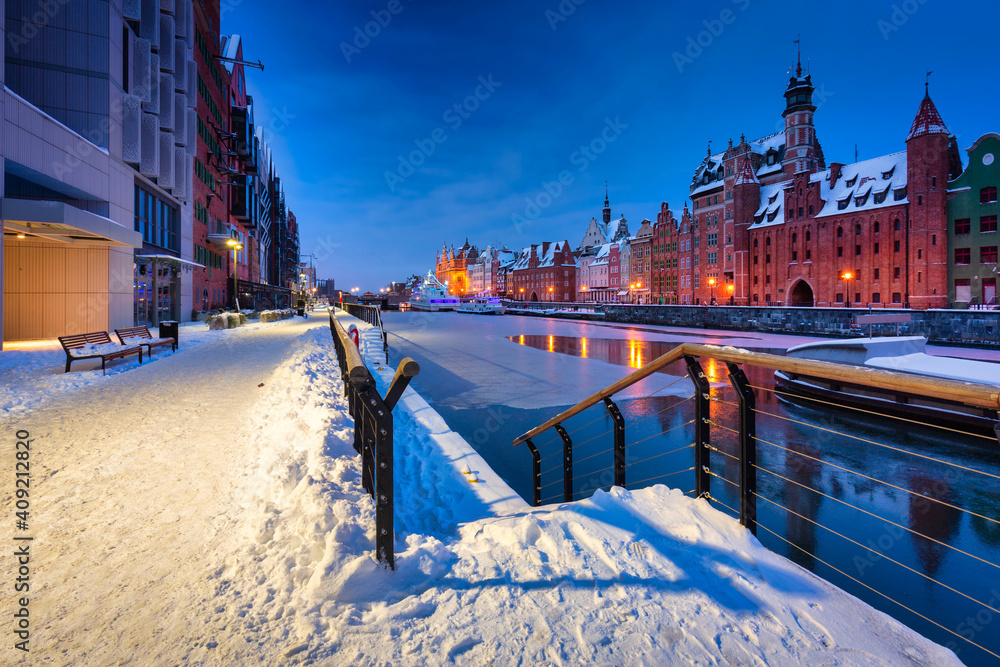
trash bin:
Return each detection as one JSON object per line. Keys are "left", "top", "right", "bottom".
{"left": 159, "top": 320, "right": 179, "bottom": 346}
{"left": 296, "top": 299, "right": 306, "bottom": 316}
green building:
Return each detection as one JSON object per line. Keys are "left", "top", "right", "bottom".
{"left": 948, "top": 133, "right": 999, "bottom": 307}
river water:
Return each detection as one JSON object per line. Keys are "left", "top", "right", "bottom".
{"left": 379, "top": 310, "right": 1000, "bottom": 665}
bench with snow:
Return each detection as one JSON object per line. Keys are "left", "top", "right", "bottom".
{"left": 114, "top": 325, "right": 177, "bottom": 357}
{"left": 58, "top": 332, "right": 143, "bottom": 375}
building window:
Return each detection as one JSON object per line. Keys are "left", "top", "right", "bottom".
{"left": 874, "top": 242, "right": 880, "bottom": 254}
{"left": 918, "top": 248, "right": 922, "bottom": 259}
{"left": 754, "top": 276, "right": 758, "bottom": 285}
{"left": 982, "top": 246, "right": 999, "bottom": 264}
{"left": 855, "top": 223, "right": 862, "bottom": 235}
{"left": 837, "top": 247, "right": 843, "bottom": 257}
{"left": 918, "top": 195, "right": 923, "bottom": 205}
{"left": 955, "top": 278, "right": 971, "bottom": 302}
{"left": 955, "top": 218, "right": 971, "bottom": 234}
{"left": 806, "top": 230, "right": 811, "bottom": 241}
{"left": 791, "top": 250, "right": 798, "bottom": 262}
{"left": 894, "top": 240, "right": 900, "bottom": 252}
{"left": 955, "top": 248, "right": 971, "bottom": 264}
{"left": 894, "top": 219, "right": 901, "bottom": 231}
{"left": 981, "top": 186, "right": 998, "bottom": 204}
{"left": 836, "top": 292, "right": 843, "bottom": 303}
{"left": 892, "top": 292, "right": 902, "bottom": 304}
{"left": 894, "top": 267, "right": 900, "bottom": 279}
{"left": 837, "top": 227, "right": 843, "bottom": 238}
{"left": 872, "top": 292, "right": 881, "bottom": 303}
{"left": 809, "top": 204, "right": 814, "bottom": 215}
{"left": 805, "top": 249, "right": 811, "bottom": 260}
{"left": 874, "top": 268, "right": 880, "bottom": 280}
{"left": 982, "top": 215, "right": 998, "bottom": 233}
{"left": 855, "top": 245, "right": 861, "bottom": 256}
{"left": 874, "top": 221, "right": 880, "bottom": 232}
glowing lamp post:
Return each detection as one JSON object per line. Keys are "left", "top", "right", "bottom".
{"left": 708, "top": 277, "right": 716, "bottom": 305}
{"left": 227, "top": 238, "right": 243, "bottom": 310}
{"left": 727, "top": 283, "right": 735, "bottom": 305}
{"left": 841, "top": 270, "right": 853, "bottom": 308}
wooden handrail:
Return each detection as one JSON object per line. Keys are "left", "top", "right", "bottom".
{"left": 330, "top": 312, "right": 373, "bottom": 389}
{"left": 512, "top": 342, "right": 1000, "bottom": 446}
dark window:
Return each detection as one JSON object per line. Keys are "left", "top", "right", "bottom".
{"left": 754, "top": 276, "right": 759, "bottom": 285}
{"left": 981, "top": 187, "right": 997, "bottom": 204}
{"left": 836, "top": 292, "right": 844, "bottom": 302}
{"left": 766, "top": 254, "right": 771, "bottom": 263}
{"left": 754, "top": 256, "right": 758, "bottom": 265}
{"left": 932, "top": 235, "right": 936, "bottom": 246}
{"left": 837, "top": 247, "right": 843, "bottom": 257}
{"left": 918, "top": 195, "right": 923, "bottom": 205}
{"left": 806, "top": 230, "right": 811, "bottom": 241}
{"left": 894, "top": 219, "right": 901, "bottom": 231}
{"left": 792, "top": 250, "right": 798, "bottom": 261}
{"left": 855, "top": 245, "right": 861, "bottom": 256}
{"left": 872, "top": 293, "right": 881, "bottom": 303}
{"left": 874, "top": 242, "right": 880, "bottom": 254}
{"left": 982, "top": 246, "right": 998, "bottom": 263}
{"left": 874, "top": 268, "right": 880, "bottom": 280}
{"left": 894, "top": 267, "right": 900, "bottom": 279}
{"left": 955, "top": 218, "right": 971, "bottom": 234}
{"left": 982, "top": 215, "right": 998, "bottom": 233}
{"left": 917, "top": 249, "right": 922, "bottom": 259}
{"left": 799, "top": 207, "right": 804, "bottom": 218}
{"left": 894, "top": 240, "right": 900, "bottom": 252}
{"left": 892, "top": 292, "right": 902, "bottom": 303}
{"left": 806, "top": 249, "right": 811, "bottom": 260}
{"left": 809, "top": 205, "right": 814, "bottom": 215}
{"left": 955, "top": 248, "right": 971, "bottom": 264}
{"left": 766, "top": 236, "right": 771, "bottom": 246}
{"left": 855, "top": 292, "right": 861, "bottom": 303}
{"left": 753, "top": 238, "right": 758, "bottom": 248}
{"left": 792, "top": 232, "right": 798, "bottom": 243}
{"left": 932, "top": 176, "right": 937, "bottom": 187}
{"left": 837, "top": 227, "right": 843, "bottom": 238}
{"left": 874, "top": 221, "right": 880, "bottom": 232}
{"left": 856, "top": 223, "right": 862, "bottom": 235}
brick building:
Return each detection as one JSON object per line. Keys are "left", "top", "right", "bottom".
{"left": 435, "top": 239, "right": 477, "bottom": 296}
{"left": 510, "top": 241, "right": 577, "bottom": 302}
{"left": 673, "top": 58, "right": 960, "bottom": 308}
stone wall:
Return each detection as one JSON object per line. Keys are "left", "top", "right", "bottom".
{"left": 602, "top": 305, "right": 1000, "bottom": 346}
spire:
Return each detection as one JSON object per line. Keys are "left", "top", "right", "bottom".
{"left": 603, "top": 183, "right": 611, "bottom": 224}
{"left": 795, "top": 35, "right": 802, "bottom": 77}
{"left": 906, "top": 87, "right": 949, "bottom": 142}
{"left": 734, "top": 155, "right": 759, "bottom": 186}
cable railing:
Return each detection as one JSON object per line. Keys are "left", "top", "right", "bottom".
{"left": 340, "top": 302, "right": 389, "bottom": 363}
{"left": 512, "top": 341, "right": 1000, "bottom": 661}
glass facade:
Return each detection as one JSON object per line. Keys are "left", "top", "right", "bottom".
{"left": 133, "top": 260, "right": 177, "bottom": 327}
{"left": 135, "top": 186, "right": 180, "bottom": 252}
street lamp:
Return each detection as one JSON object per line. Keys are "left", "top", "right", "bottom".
{"left": 727, "top": 283, "right": 735, "bottom": 305}
{"left": 708, "top": 277, "right": 716, "bottom": 305}
{"left": 227, "top": 238, "right": 243, "bottom": 310}
{"left": 841, "top": 270, "right": 853, "bottom": 308}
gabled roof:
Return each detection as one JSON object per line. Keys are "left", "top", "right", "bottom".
{"left": 734, "top": 155, "right": 759, "bottom": 186}
{"left": 815, "top": 151, "right": 908, "bottom": 218}
{"left": 906, "top": 92, "right": 949, "bottom": 142}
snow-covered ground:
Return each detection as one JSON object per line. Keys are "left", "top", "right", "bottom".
{"left": 0, "top": 311, "right": 960, "bottom": 665}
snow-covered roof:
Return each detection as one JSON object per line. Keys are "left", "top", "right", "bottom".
{"left": 815, "top": 151, "right": 908, "bottom": 218}
{"left": 748, "top": 180, "right": 791, "bottom": 229}
{"left": 691, "top": 131, "right": 787, "bottom": 195}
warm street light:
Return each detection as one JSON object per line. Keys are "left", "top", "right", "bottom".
{"left": 727, "top": 283, "right": 735, "bottom": 305}
{"left": 227, "top": 238, "right": 243, "bottom": 310}
{"left": 708, "top": 277, "right": 716, "bottom": 305}
{"left": 841, "top": 270, "right": 853, "bottom": 308}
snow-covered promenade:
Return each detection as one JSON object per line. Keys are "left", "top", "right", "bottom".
{"left": 1, "top": 312, "right": 961, "bottom": 665}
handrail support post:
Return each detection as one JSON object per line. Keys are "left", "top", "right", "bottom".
{"left": 684, "top": 355, "right": 711, "bottom": 499}
{"left": 555, "top": 424, "right": 573, "bottom": 503}
{"left": 603, "top": 397, "right": 626, "bottom": 489}
{"left": 525, "top": 438, "right": 541, "bottom": 507}
{"left": 727, "top": 362, "right": 757, "bottom": 536}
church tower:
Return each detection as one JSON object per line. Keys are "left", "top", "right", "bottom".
{"left": 732, "top": 153, "right": 760, "bottom": 305}
{"left": 603, "top": 186, "right": 611, "bottom": 224}
{"left": 781, "top": 52, "right": 820, "bottom": 177}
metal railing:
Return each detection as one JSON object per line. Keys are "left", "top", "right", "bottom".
{"left": 329, "top": 310, "right": 419, "bottom": 568}
{"left": 340, "top": 303, "right": 389, "bottom": 363}
{"left": 513, "top": 342, "right": 1000, "bottom": 660}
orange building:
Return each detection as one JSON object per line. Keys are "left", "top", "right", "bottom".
{"left": 435, "top": 239, "right": 478, "bottom": 296}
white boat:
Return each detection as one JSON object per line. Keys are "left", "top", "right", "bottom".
{"left": 408, "top": 273, "right": 460, "bottom": 312}
{"left": 458, "top": 296, "right": 505, "bottom": 315}
{"left": 774, "top": 336, "right": 1000, "bottom": 438}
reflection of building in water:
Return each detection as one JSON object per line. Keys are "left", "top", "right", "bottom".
{"left": 908, "top": 472, "right": 960, "bottom": 578}
{"left": 783, "top": 438, "right": 823, "bottom": 570}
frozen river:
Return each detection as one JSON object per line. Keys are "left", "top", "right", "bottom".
{"left": 378, "top": 310, "right": 1000, "bottom": 665}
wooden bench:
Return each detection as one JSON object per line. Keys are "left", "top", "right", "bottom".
{"left": 58, "top": 332, "right": 143, "bottom": 375}
{"left": 114, "top": 325, "right": 177, "bottom": 357}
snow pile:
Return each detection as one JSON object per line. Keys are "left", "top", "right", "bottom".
{"left": 2, "top": 313, "right": 961, "bottom": 665}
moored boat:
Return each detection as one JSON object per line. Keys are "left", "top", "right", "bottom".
{"left": 773, "top": 336, "right": 1000, "bottom": 438}
{"left": 408, "top": 273, "right": 460, "bottom": 312}
{"left": 457, "top": 296, "right": 505, "bottom": 315}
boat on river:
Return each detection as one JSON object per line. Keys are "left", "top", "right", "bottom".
{"left": 408, "top": 273, "right": 460, "bottom": 312}
{"left": 458, "top": 296, "right": 505, "bottom": 315}
{"left": 773, "top": 336, "right": 1000, "bottom": 438}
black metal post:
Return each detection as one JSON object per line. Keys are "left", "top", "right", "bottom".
{"left": 555, "top": 423, "right": 573, "bottom": 502}
{"left": 374, "top": 402, "right": 394, "bottom": 569}
{"left": 727, "top": 362, "right": 757, "bottom": 536}
{"left": 525, "top": 438, "right": 541, "bottom": 507}
{"left": 361, "top": 400, "right": 375, "bottom": 497}
{"left": 684, "top": 355, "right": 711, "bottom": 499}
{"left": 604, "top": 397, "right": 626, "bottom": 488}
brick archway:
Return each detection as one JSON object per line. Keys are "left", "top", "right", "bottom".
{"left": 530, "top": 291, "right": 538, "bottom": 302}
{"left": 788, "top": 279, "right": 814, "bottom": 307}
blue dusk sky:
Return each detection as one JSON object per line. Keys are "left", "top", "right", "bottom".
{"left": 223, "top": 0, "right": 1000, "bottom": 293}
